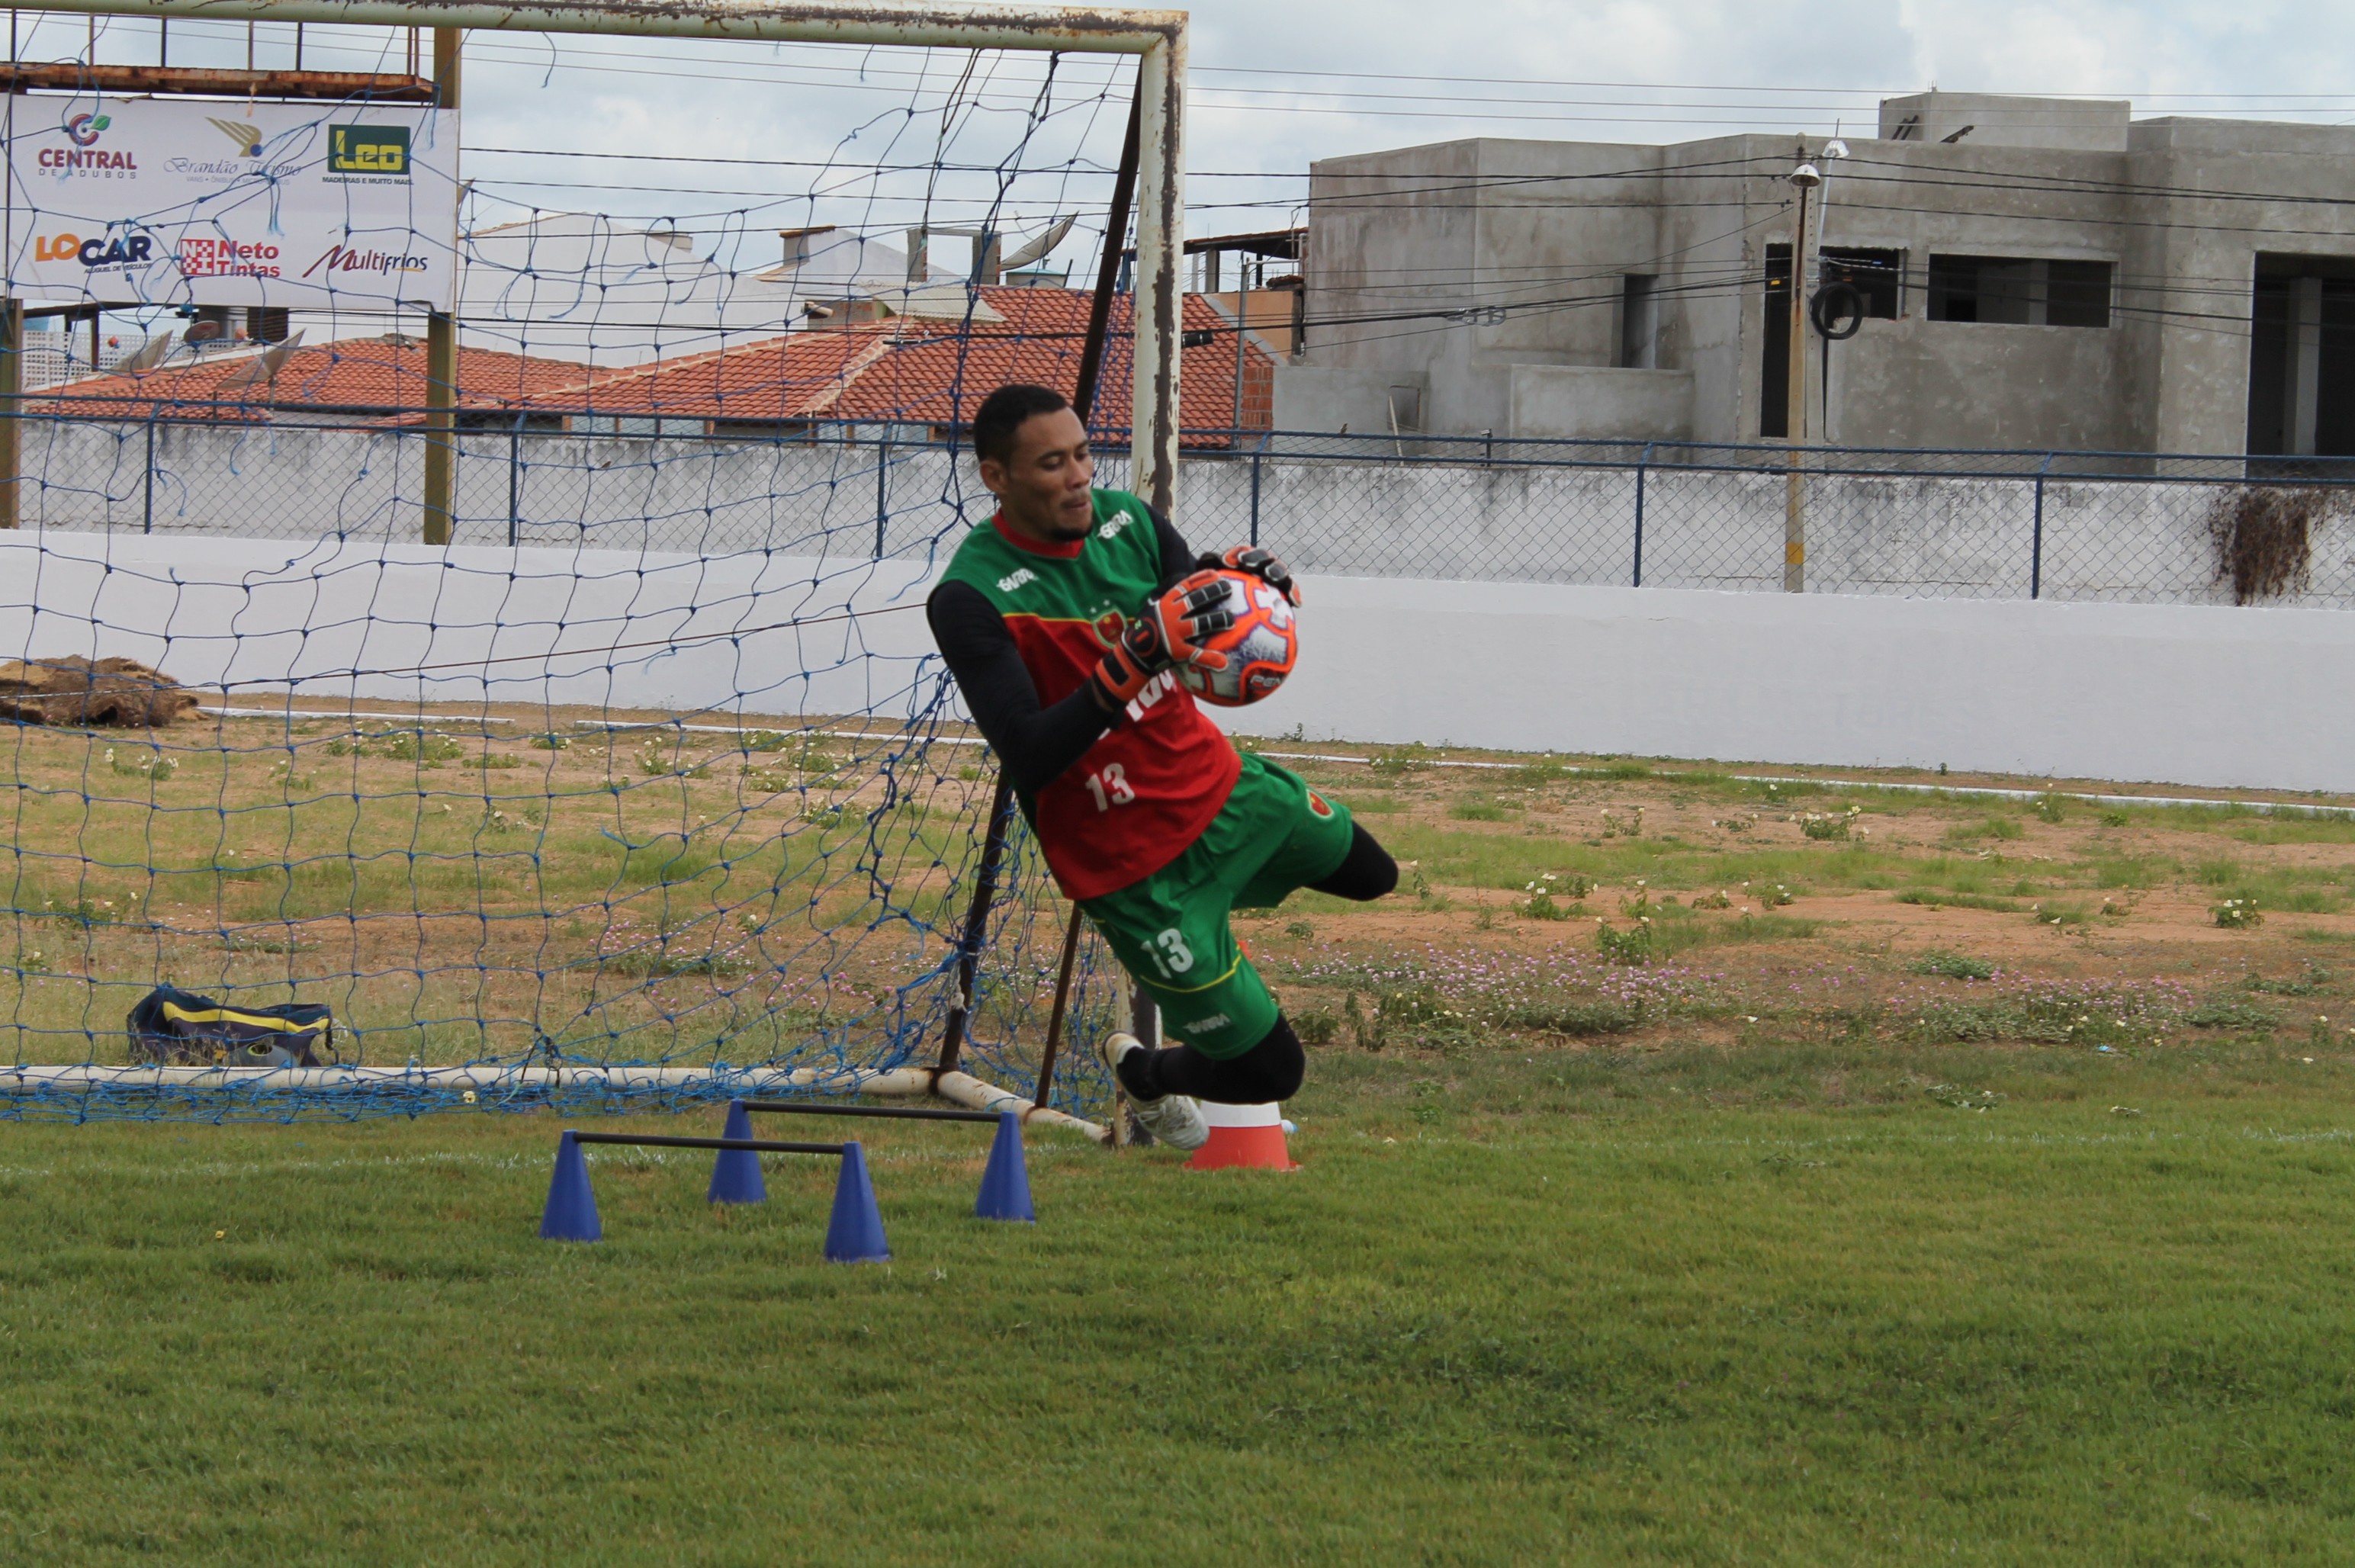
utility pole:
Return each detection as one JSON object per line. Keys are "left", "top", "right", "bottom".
{"left": 422, "top": 27, "right": 461, "bottom": 545}
{"left": 1783, "top": 157, "right": 1820, "bottom": 593}
{"left": 0, "top": 296, "right": 20, "bottom": 532}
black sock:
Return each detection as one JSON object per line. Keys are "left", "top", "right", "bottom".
{"left": 1113, "top": 1039, "right": 1162, "bottom": 1100}
{"left": 1121, "top": 1017, "right": 1306, "bottom": 1104}
{"left": 1310, "top": 824, "right": 1399, "bottom": 901}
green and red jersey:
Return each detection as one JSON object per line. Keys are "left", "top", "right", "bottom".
{"left": 930, "top": 488, "right": 1242, "bottom": 900}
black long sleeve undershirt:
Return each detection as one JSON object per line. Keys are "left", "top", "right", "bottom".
{"left": 927, "top": 508, "right": 1196, "bottom": 795}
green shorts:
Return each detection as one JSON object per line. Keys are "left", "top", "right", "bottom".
{"left": 1079, "top": 753, "right": 1355, "bottom": 1059}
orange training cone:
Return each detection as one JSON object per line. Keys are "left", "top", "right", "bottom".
{"left": 1187, "top": 1099, "right": 1297, "bottom": 1171}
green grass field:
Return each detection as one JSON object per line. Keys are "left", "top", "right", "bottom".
{"left": 13, "top": 719, "right": 2355, "bottom": 1560}
{"left": 5, "top": 1036, "right": 2350, "bottom": 1565}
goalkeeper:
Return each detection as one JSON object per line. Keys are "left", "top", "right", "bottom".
{"left": 927, "top": 384, "right": 1397, "bottom": 1149}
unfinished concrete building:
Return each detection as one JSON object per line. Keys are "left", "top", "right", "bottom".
{"left": 1280, "top": 93, "right": 2355, "bottom": 455}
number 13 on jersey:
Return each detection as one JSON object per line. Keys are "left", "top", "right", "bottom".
{"left": 1082, "top": 763, "right": 1136, "bottom": 811}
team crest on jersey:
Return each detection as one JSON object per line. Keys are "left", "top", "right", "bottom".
{"left": 1091, "top": 610, "right": 1124, "bottom": 647}
{"left": 1308, "top": 791, "right": 1335, "bottom": 819}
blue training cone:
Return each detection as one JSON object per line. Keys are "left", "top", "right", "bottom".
{"left": 706, "top": 1099, "right": 768, "bottom": 1205}
{"left": 539, "top": 1131, "right": 602, "bottom": 1242}
{"left": 973, "top": 1110, "right": 1035, "bottom": 1223}
{"left": 823, "top": 1141, "right": 890, "bottom": 1263}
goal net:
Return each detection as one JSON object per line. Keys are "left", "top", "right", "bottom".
{"left": 0, "top": 2, "right": 1203, "bottom": 1129}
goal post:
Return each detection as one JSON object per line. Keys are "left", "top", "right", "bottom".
{"left": 0, "top": 0, "right": 1194, "bottom": 1130}
{"left": 11, "top": 0, "right": 1189, "bottom": 511}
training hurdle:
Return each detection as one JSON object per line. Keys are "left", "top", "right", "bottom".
{"left": 538, "top": 1098, "right": 1038, "bottom": 1255}
{"left": 538, "top": 1129, "right": 889, "bottom": 1261}
{"left": 735, "top": 1100, "right": 1034, "bottom": 1223}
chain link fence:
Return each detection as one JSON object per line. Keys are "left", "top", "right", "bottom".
{"left": 11, "top": 415, "right": 2355, "bottom": 608}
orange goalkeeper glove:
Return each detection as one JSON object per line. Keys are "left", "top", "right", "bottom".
{"left": 1197, "top": 545, "right": 1299, "bottom": 606}
{"left": 1088, "top": 574, "right": 1237, "bottom": 708}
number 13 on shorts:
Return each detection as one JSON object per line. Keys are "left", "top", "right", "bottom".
{"left": 1141, "top": 927, "right": 1193, "bottom": 978}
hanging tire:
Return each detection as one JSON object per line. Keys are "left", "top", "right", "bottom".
{"left": 1809, "top": 281, "right": 1865, "bottom": 339}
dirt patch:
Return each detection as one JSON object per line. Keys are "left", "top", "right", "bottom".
{"left": 0, "top": 656, "right": 200, "bottom": 728}
{"left": 5, "top": 706, "right": 2350, "bottom": 1067}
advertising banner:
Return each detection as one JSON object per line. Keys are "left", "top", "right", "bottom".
{"left": 5, "top": 95, "right": 458, "bottom": 311}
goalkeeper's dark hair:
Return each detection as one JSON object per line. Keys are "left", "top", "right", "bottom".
{"left": 972, "top": 383, "right": 1072, "bottom": 465}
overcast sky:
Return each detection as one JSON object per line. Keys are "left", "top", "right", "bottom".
{"left": 26, "top": 2, "right": 2355, "bottom": 272}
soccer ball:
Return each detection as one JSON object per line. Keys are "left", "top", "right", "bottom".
{"left": 1173, "top": 569, "right": 1298, "bottom": 707}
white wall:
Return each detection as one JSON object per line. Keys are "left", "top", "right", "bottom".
{"left": 1219, "top": 575, "right": 2353, "bottom": 794}
{"left": 4, "top": 530, "right": 2343, "bottom": 794}
{"left": 0, "top": 533, "right": 945, "bottom": 721}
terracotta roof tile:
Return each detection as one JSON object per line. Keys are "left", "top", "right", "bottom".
{"left": 512, "top": 288, "right": 1275, "bottom": 441}
{"left": 31, "top": 337, "right": 605, "bottom": 423}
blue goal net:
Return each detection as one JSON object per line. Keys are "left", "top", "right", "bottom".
{"left": 0, "top": 17, "right": 1250, "bottom": 1124}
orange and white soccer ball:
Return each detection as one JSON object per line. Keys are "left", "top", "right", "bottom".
{"left": 1174, "top": 568, "right": 1298, "bottom": 707}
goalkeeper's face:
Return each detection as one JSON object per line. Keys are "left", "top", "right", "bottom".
{"left": 982, "top": 408, "right": 1096, "bottom": 545}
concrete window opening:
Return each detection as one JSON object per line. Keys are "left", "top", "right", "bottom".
{"left": 2246, "top": 255, "right": 2355, "bottom": 459}
{"left": 1820, "top": 248, "right": 1904, "bottom": 319}
{"left": 1926, "top": 255, "right": 2112, "bottom": 327}
{"left": 1385, "top": 385, "right": 1422, "bottom": 433}
{"left": 1760, "top": 243, "right": 1793, "bottom": 438}
{"left": 1617, "top": 275, "right": 1659, "bottom": 369}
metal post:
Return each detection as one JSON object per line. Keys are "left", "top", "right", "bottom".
{"left": 937, "top": 775, "right": 1017, "bottom": 1076}
{"left": 1248, "top": 439, "right": 1263, "bottom": 547}
{"left": 1074, "top": 91, "right": 1139, "bottom": 430}
{"left": 10, "top": 2, "right": 1187, "bottom": 55}
{"left": 874, "top": 430, "right": 888, "bottom": 559}
{"left": 0, "top": 297, "right": 21, "bottom": 531}
{"left": 506, "top": 423, "right": 520, "bottom": 547}
{"left": 143, "top": 416, "right": 156, "bottom": 534}
{"left": 1130, "top": 34, "right": 1185, "bottom": 516}
{"left": 1033, "top": 908, "right": 1084, "bottom": 1110}
{"left": 421, "top": 27, "right": 461, "bottom": 545}
{"left": 1229, "top": 283, "right": 1246, "bottom": 432}
{"left": 2031, "top": 450, "right": 2053, "bottom": 599}
{"left": 1632, "top": 441, "right": 1653, "bottom": 586}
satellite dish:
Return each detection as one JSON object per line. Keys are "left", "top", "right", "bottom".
{"left": 259, "top": 330, "right": 304, "bottom": 377}
{"left": 185, "top": 319, "right": 224, "bottom": 344}
{"left": 120, "top": 331, "right": 178, "bottom": 376}
{"left": 1001, "top": 216, "right": 1076, "bottom": 273}
{"left": 216, "top": 329, "right": 304, "bottom": 391}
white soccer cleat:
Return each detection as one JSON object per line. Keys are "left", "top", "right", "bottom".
{"left": 1098, "top": 1030, "right": 1208, "bottom": 1151}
